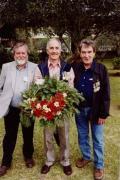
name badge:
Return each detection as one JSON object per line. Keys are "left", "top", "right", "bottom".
{"left": 93, "top": 80, "right": 100, "bottom": 92}
{"left": 23, "top": 76, "right": 28, "bottom": 82}
{"left": 89, "top": 78, "right": 93, "bottom": 81}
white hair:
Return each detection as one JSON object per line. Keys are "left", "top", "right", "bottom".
{"left": 46, "top": 38, "right": 62, "bottom": 51}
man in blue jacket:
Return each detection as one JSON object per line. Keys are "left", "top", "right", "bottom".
{"left": 72, "top": 39, "right": 110, "bottom": 180}
{"left": 34, "top": 38, "right": 74, "bottom": 176}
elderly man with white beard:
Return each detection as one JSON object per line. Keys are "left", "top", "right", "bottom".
{"left": 0, "top": 41, "right": 37, "bottom": 176}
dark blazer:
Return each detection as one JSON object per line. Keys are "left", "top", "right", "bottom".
{"left": 72, "top": 60, "right": 110, "bottom": 123}
{"left": 38, "top": 59, "right": 72, "bottom": 79}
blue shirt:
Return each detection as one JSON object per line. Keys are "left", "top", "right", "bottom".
{"left": 77, "top": 67, "right": 93, "bottom": 106}
{"left": 11, "top": 64, "right": 29, "bottom": 107}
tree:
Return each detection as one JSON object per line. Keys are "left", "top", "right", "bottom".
{"left": 0, "top": 0, "right": 120, "bottom": 51}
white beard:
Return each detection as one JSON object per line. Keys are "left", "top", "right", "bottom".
{"left": 16, "top": 59, "right": 27, "bottom": 65}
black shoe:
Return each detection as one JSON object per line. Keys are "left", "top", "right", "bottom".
{"left": 41, "top": 164, "right": 53, "bottom": 174}
{"left": 0, "top": 165, "right": 10, "bottom": 177}
{"left": 63, "top": 165, "right": 72, "bottom": 176}
{"left": 24, "top": 158, "right": 35, "bottom": 168}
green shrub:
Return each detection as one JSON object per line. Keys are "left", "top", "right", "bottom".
{"left": 112, "top": 57, "right": 120, "bottom": 69}
{"left": 29, "top": 51, "right": 40, "bottom": 64}
{"left": 0, "top": 48, "right": 13, "bottom": 68}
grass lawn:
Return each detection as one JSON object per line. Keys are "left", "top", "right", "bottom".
{"left": 0, "top": 62, "right": 120, "bottom": 180}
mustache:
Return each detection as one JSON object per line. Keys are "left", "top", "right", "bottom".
{"left": 51, "top": 52, "right": 59, "bottom": 55}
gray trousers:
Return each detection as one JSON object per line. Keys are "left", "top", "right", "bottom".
{"left": 43, "top": 121, "right": 70, "bottom": 166}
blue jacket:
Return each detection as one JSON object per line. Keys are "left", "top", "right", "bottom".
{"left": 38, "top": 59, "right": 72, "bottom": 79}
{"left": 72, "top": 60, "right": 110, "bottom": 123}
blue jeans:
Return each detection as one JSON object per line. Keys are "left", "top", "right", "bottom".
{"left": 75, "top": 107, "right": 104, "bottom": 169}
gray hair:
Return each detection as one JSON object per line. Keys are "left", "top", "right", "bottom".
{"left": 78, "top": 39, "right": 96, "bottom": 52}
{"left": 46, "top": 38, "right": 62, "bottom": 51}
{"left": 12, "top": 41, "right": 29, "bottom": 54}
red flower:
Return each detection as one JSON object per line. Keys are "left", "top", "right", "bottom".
{"left": 40, "top": 100, "right": 48, "bottom": 106}
{"left": 33, "top": 109, "right": 42, "bottom": 117}
{"left": 43, "top": 111, "right": 54, "bottom": 120}
{"left": 30, "top": 100, "right": 37, "bottom": 108}
{"left": 58, "top": 99, "right": 65, "bottom": 108}
{"left": 30, "top": 92, "right": 66, "bottom": 121}
{"left": 48, "top": 102, "right": 57, "bottom": 113}
{"left": 55, "top": 92, "right": 64, "bottom": 99}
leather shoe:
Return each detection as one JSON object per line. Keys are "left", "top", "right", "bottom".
{"left": 76, "top": 157, "right": 91, "bottom": 168}
{"left": 94, "top": 168, "right": 104, "bottom": 180}
{"left": 41, "top": 164, "right": 53, "bottom": 174}
{"left": 24, "top": 158, "right": 35, "bottom": 168}
{"left": 0, "top": 165, "right": 10, "bottom": 177}
{"left": 62, "top": 165, "right": 72, "bottom": 176}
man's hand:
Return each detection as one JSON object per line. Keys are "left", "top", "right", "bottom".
{"left": 98, "top": 118, "right": 106, "bottom": 125}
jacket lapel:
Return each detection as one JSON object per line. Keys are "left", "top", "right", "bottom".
{"left": 27, "top": 61, "right": 35, "bottom": 88}
{"left": 38, "top": 60, "right": 49, "bottom": 77}
{"left": 27, "top": 61, "right": 36, "bottom": 87}
{"left": 11, "top": 61, "right": 17, "bottom": 90}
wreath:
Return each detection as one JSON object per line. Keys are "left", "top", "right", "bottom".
{"left": 20, "top": 77, "right": 84, "bottom": 127}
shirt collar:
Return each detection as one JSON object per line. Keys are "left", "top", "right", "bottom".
{"left": 81, "top": 60, "right": 95, "bottom": 71}
{"left": 16, "top": 62, "right": 28, "bottom": 71}
{"left": 48, "top": 59, "right": 61, "bottom": 68}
